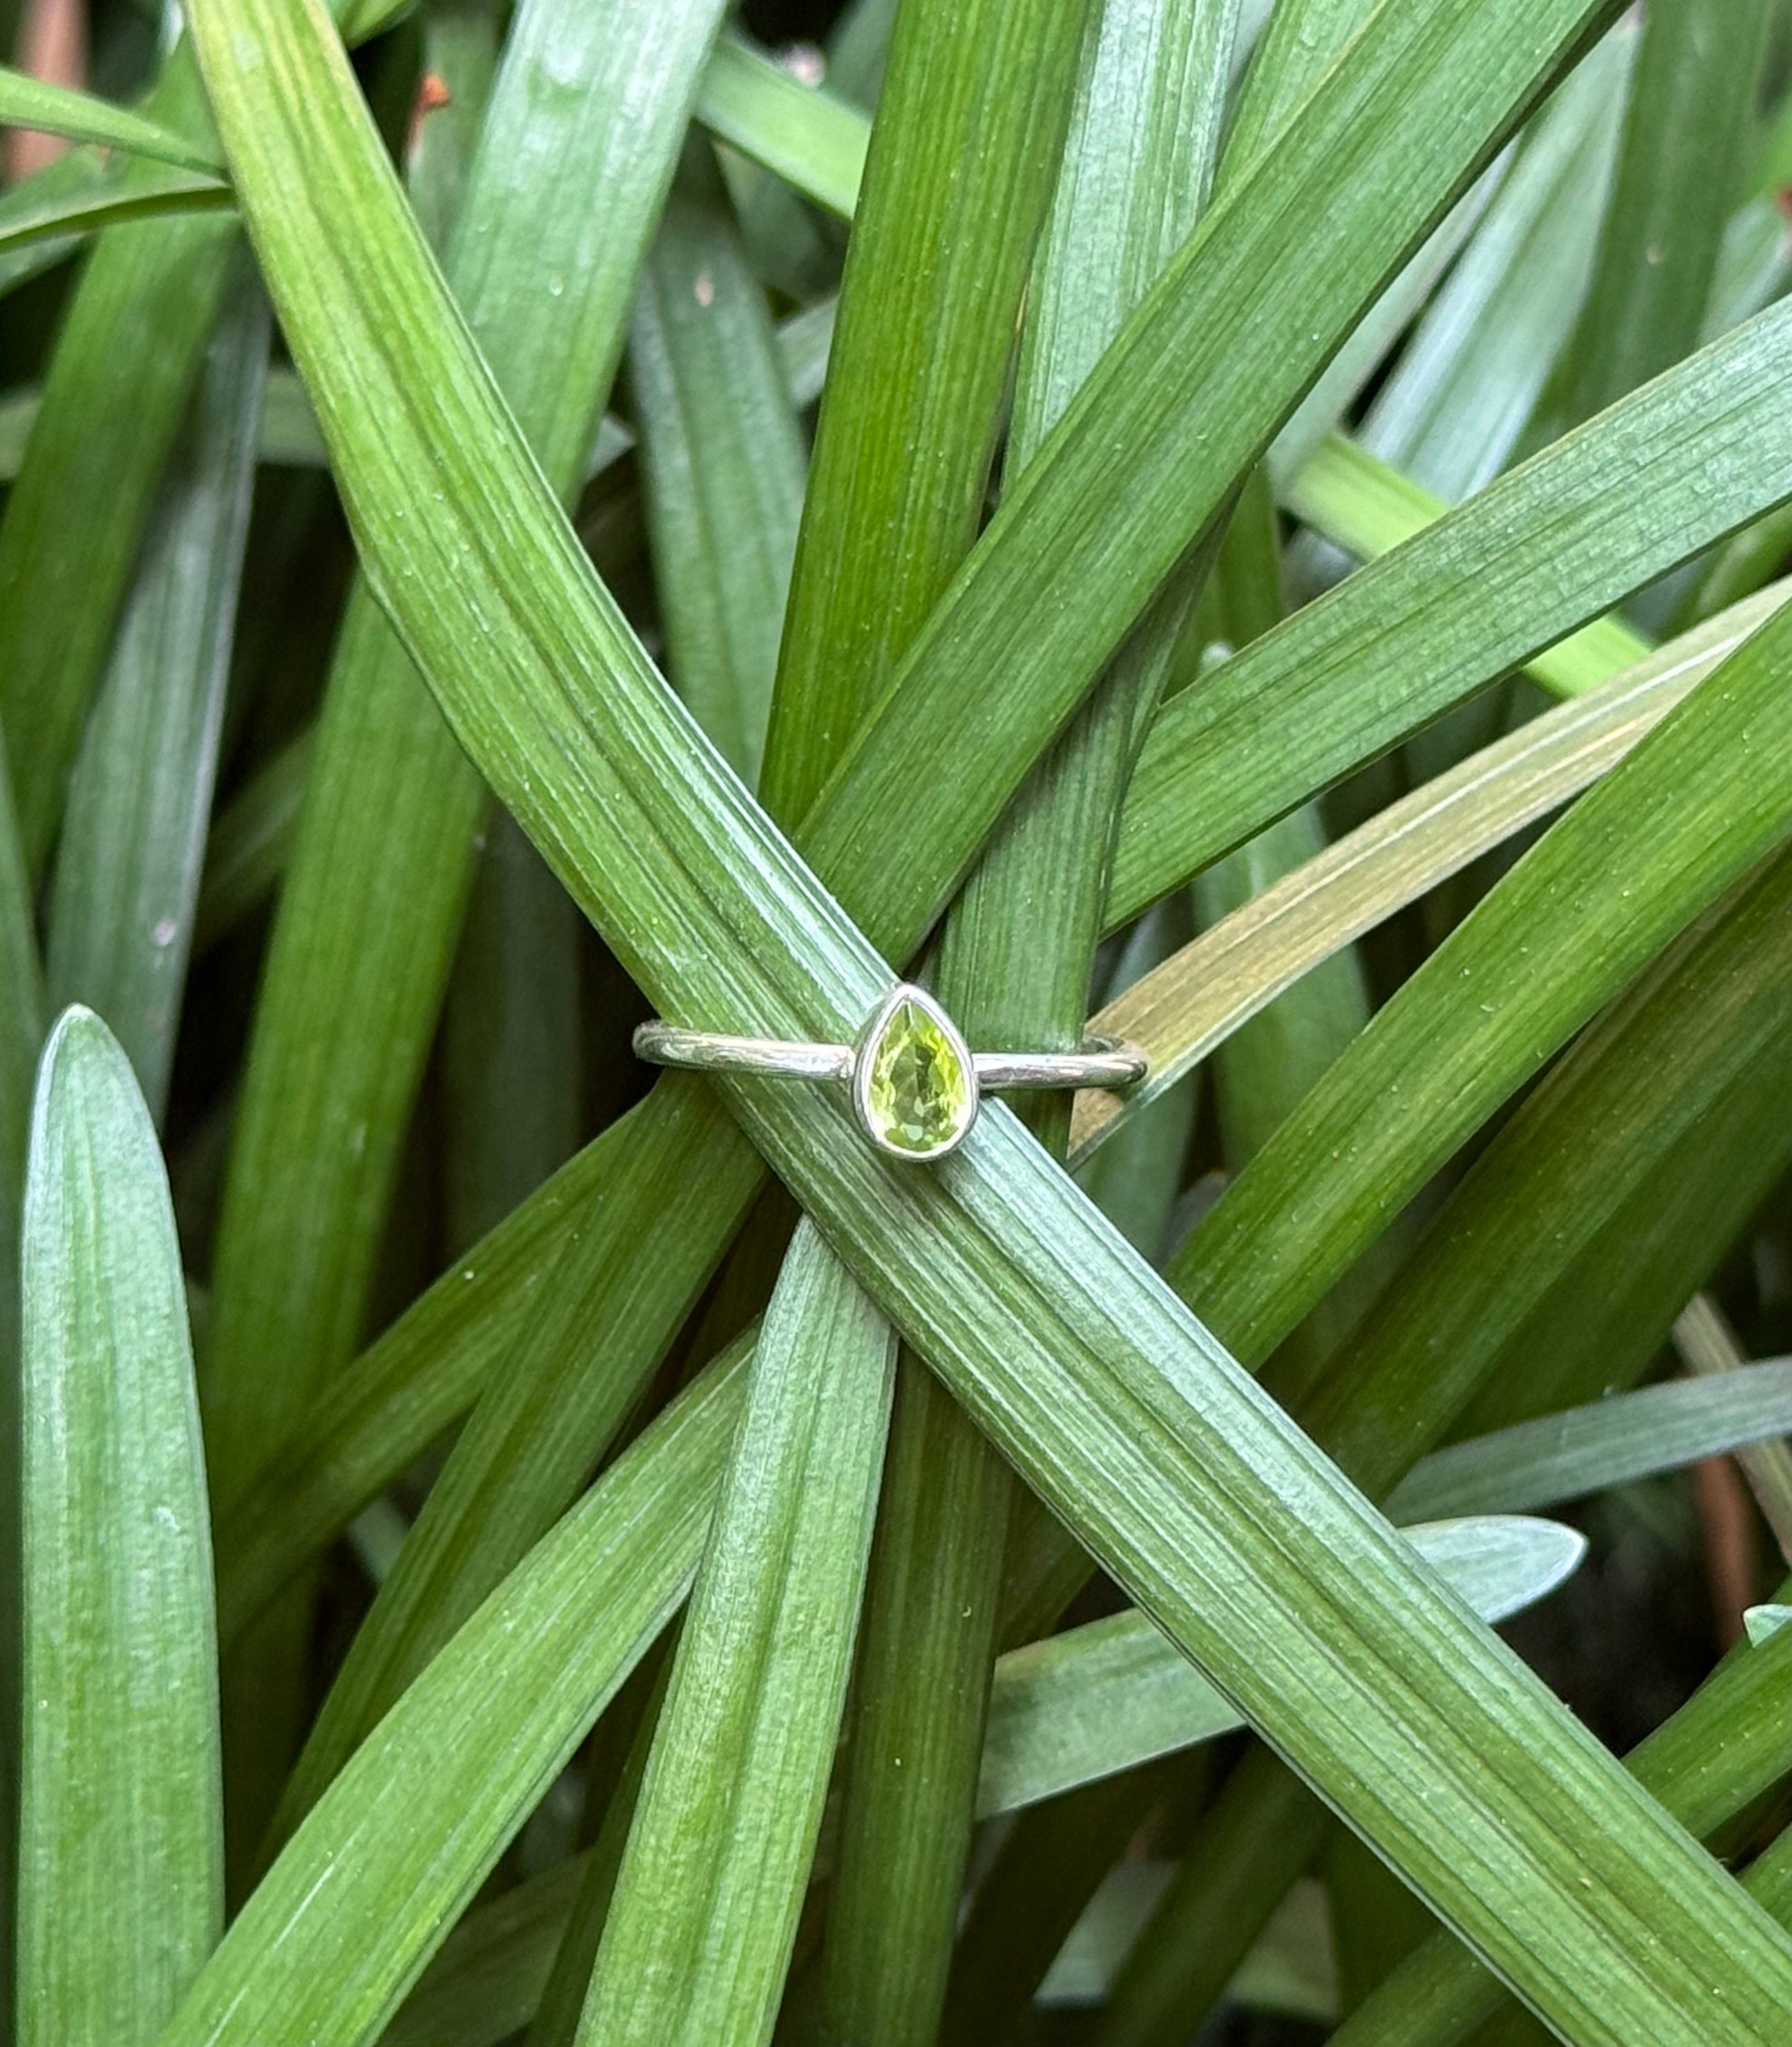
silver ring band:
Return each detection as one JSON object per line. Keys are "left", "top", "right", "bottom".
{"left": 633, "top": 983, "right": 1147, "bottom": 1162}
{"left": 630, "top": 1026, "right": 1144, "bottom": 1091}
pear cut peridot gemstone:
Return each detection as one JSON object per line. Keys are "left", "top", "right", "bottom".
{"left": 862, "top": 997, "right": 973, "bottom": 1156}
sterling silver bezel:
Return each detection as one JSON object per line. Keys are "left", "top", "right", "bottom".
{"left": 849, "top": 982, "right": 980, "bottom": 1163}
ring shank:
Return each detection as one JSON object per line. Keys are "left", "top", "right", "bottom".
{"left": 632, "top": 1022, "right": 1144, "bottom": 1091}
{"left": 631, "top": 1025, "right": 851, "bottom": 1079}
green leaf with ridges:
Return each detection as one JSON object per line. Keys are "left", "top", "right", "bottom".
{"left": 1079, "top": 585, "right": 1786, "bottom": 1159}
{"left": 180, "top": 0, "right": 1788, "bottom": 2036}
{"left": 1326, "top": 1618, "right": 1792, "bottom": 2047}
{"left": 1286, "top": 845, "right": 1792, "bottom": 1488}
{"left": 1095, "top": 845, "right": 1792, "bottom": 2047}
{"left": 19, "top": 1009, "right": 220, "bottom": 2044}
{"left": 0, "top": 47, "right": 240, "bottom": 880}
{"left": 576, "top": 1227, "right": 894, "bottom": 2044}
{"left": 980, "top": 1515, "right": 1585, "bottom": 1819}
{"left": 1357, "top": 27, "right": 1632, "bottom": 500}
{"left": 1559, "top": 0, "right": 1775, "bottom": 422}
{"left": 0, "top": 162, "right": 232, "bottom": 260}
{"left": 631, "top": 139, "right": 807, "bottom": 787}
{"left": 1110, "top": 305, "right": 1788, "bottom": 929}
{"left": 201, "top": 0, "right": 732, "bottom": 1525}
{"left": 817, "top": 3, "right": 1236, "bottom": 2035}
{"left": 757, "top": 0, "right": 1084, "bottom": 827}
{"left": 440, "top": 811, "right": 583, "bottom": 1255}
{"left": 1286, "top": 431, "right": 1652, "bottom": 686}
{"left": 266, "top": 1075, "right": 757, "bottom": 1841}
{"left": 0, "top": 63, "right": 226, "bottom": 176}
{"left": 1166, "top": 605, "right": 1792, "bottom": 1362}
{"left": 1386, "top": 1365, "right": 1792, "bottom": 1526}
{"left": 45, "top": 273, "right": 266, "bottom": 1122}
{"left": 158, "top": 1345, "right": 750, "bottom": 2047}
{"left": 384, "top": 1853, "right": 590, "bottom": 2047}
{"left": 694, "top": 32, "right": 867, "bottom": 221}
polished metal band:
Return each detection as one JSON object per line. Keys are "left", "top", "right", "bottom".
{"left": 634, "top": 983, "right": 1146, "bottom": 1162}
{"left": 631, "top": 1023, "right": 1147, "bottom": 1091}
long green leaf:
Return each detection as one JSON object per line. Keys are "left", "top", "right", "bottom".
{"left": 630, "top": 138, "right": 807, "bottom": 786}
{"left": 160, "top": 1345, "right": 750, "bottom": 2047}
{"left": 201, "top": 0, "right": 731, "bottom": 1518}
{"left": 1386, "top": 1365, "right": 1792, "bottom": 1526}
{"left": 1290, "top": 844, "right": 1792, "bottom": 1487}
{"left": 1109, "top": 308, "right": 1791, "bottom": 928}
{"left": 0, "top": 48, "right": 240, "bottom": 878}
{"left": 0, "top": 64, "right": 227, "bottom": 176}
{"left": 1078, "top": 585, "right": 1786, "bottom": 1158}
{"left": 1095, "top": 845, "right": 1792, "bottom": 2044}
{"left": 1559, "top": 0, "right": 1775, "bottom": 422}
{"left": 0, "top": 161, "right": 232, "bottom": 258}
{"left": 368, "top": 1514, "right": 1583, "bottom": 2047}
{"left": 576, "top": 1227, "right": 894, "bottom": 2044}
{"left": 979, "top": 1515, "right": 1585, "bottom": 1819}
{"left": 816, "top": 3, "right": 1232, "bottom": 2034}
{"left": 45, "top": 270, "right": 267, "bottom": 1122}
{"left": 19, "top": 1009, "right": 219, "bottom": 2044}
{"left": 384, "top": 1854, "right": 590, "bottom": 2047}
{"left": 1167, "top": 605, "right": 1791, "bottom": 1363}
{"left": 1286, "top": 429, "right": 1651, "bottom": 685}
{"left": 757, "top": 0, "right": 1082, "bottom": 827}
{"left": 1327, "top": 1619, "right": 1792, "bottom": 2047}
{"left": 789, "top": 0, "right": 1621, "bottom": 950}
{"left": 267, "top": 1077, "right": 756, "bottom": 1838}
{"left": 1356, "top": 26, "right": 1630, "bottom": 500}
{"left": 694, "top": 32, "right": 867, "bottom": 220}
{"left": 182, "top": 1, "right": 1789, "bottom": 2038}
{"left": 0, "top": 142, "right": 117, "bottom": 289}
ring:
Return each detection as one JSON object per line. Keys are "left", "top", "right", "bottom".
{"left": 634, "top": 982, "right": 1147, "bottom": 1162}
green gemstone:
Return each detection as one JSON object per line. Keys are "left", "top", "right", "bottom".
{"left": 863, "top": 997, "right": 972, "bottom": 1155}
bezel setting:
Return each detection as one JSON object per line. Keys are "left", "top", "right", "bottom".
{"left": 850, "top": 983, "right": 980, "bottom": 1162}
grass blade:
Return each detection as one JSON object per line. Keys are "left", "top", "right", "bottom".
{"left": 202, "top": 0, "right": 730, "bottom": 1519}
{"left": 631, "top": 138, "right": 807, "bottom": 787}
{"left": 440, "top": 811, "right": 583, "bottom": 1254}
{"left": 1110, "top": 308, "right": 1790, "bottom": 929}
{"left": 576, "top": 1227, "right": 895, "bottom": 2044}
{"left": 182, "top": 0, "right": 1790, "bottom": 2032}
{"left": 384, "top": 1855, "right": 590, "bottom": 2047}
{"left": 818, "top": 3, "right": 1236, "bottom": 2032}
{"left": 757, "top": 0, "right": 1083, "bottom": 827}
{"left": 1164, "top": 603, "right": 1791, "bottom": 1360}
{"left": 1286, "top": 844, "right": 1792, "bottom": 1489}
{"left": 0, "top": 46, "right": 240, "bottom": 878}
{"left": 1327, "top": 1619, "right": 1792, "bottom": 2047}
{"left": 159, "top": 1346, "right": 751, "bottom": 2047}
{"left": 979, "top": 1515, "right": 1585, "bottom": 1818}
{"left": 1386, "top": 1366, "right": 1792, "bottom": 1525}
{"left": 1285, "top": 430, "right": 1650, "bottom": 684}
{"left": 1078, "top": 585, "right": 1786, "bottom": 1156}
{"left": 694, "top": 32, "right": 867, "bottom": 220}
{"left": 44, "top": 269, "right": 266, "bottom": 1122}
{"left": 0, "top": 63, "right": 225, "bottom": 175}
{"left": 1097, "top": 849, "right": 1792, "bottom": 2043}
{"left": 265, "top": 1078, "right": 757, "bottom": 1840}
{"left": 0, "top": 164, "right": 232, "bottom": 258}
{"left": 1559, "top": 0, "right": 1775, "bottom": 422}
{"left": 1357, "top": 27, "right": 1631, "bottom": 501}
{"left": 18, "top": 1009, "right": 219, "bottom": 2043}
